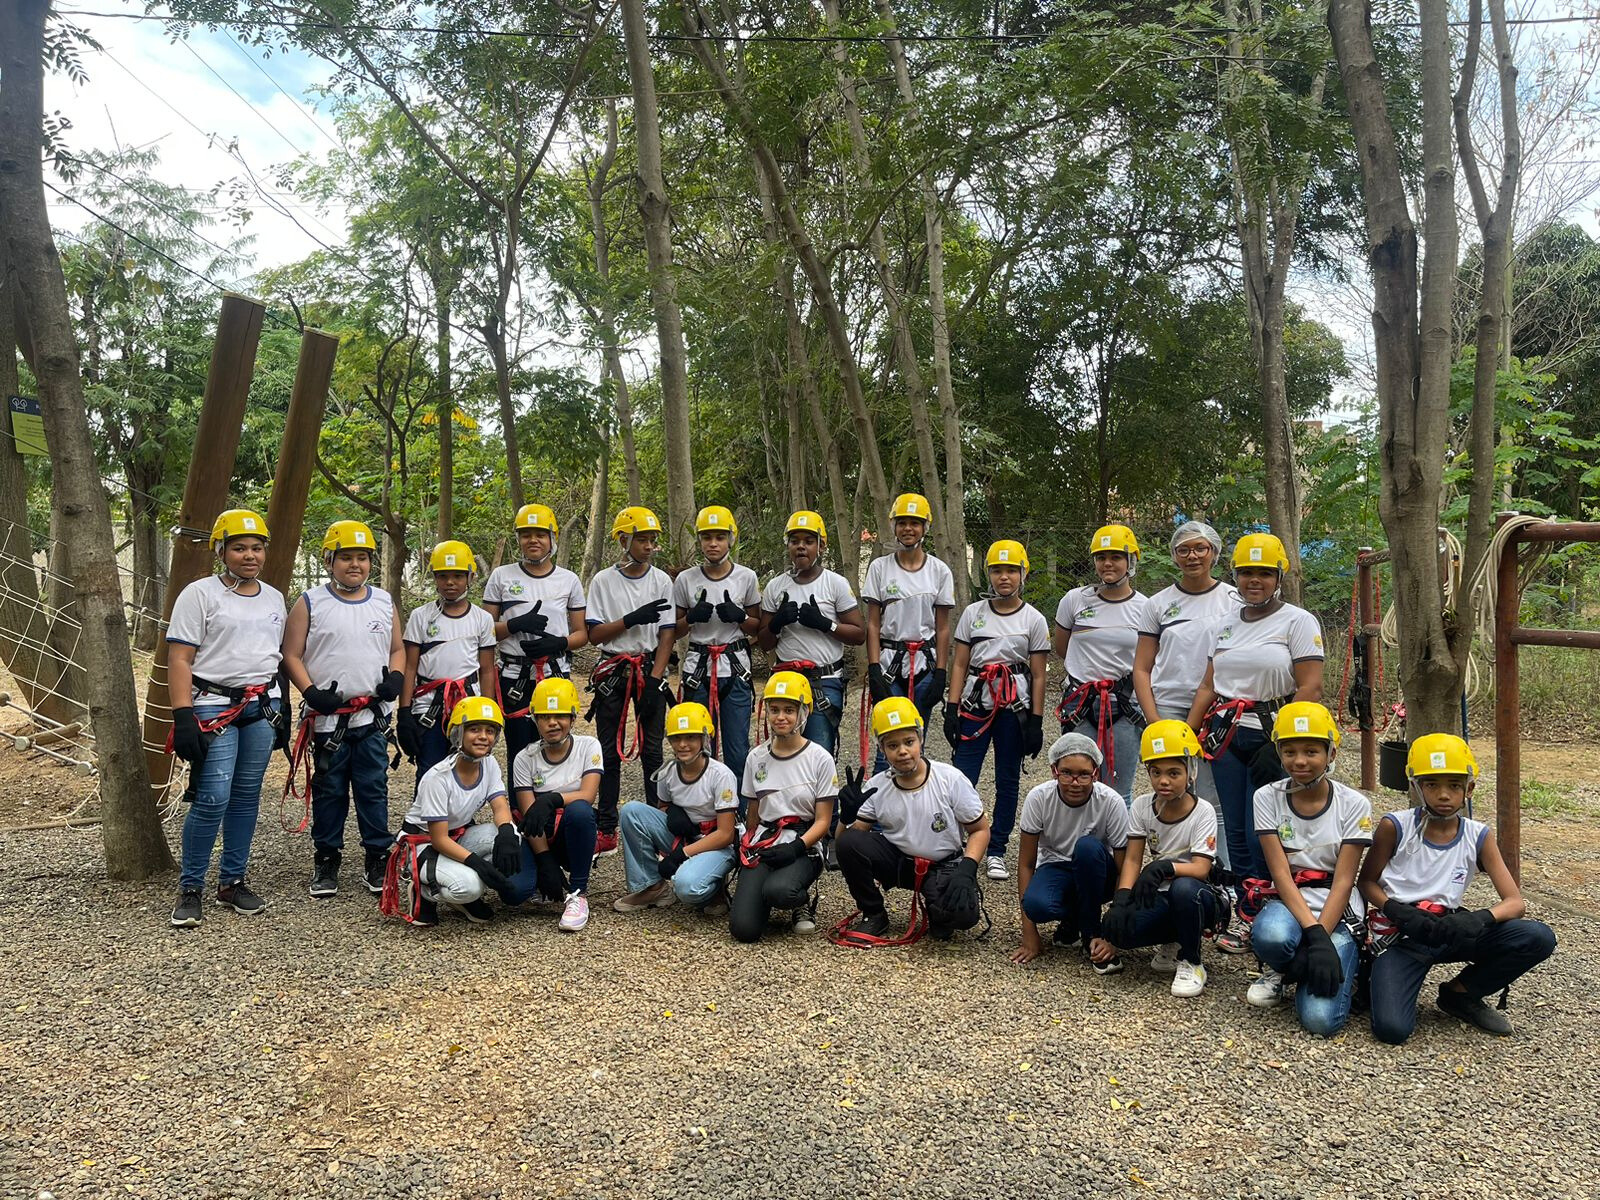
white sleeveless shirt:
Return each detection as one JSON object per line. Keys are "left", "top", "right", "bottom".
{"left": 301, "top": 583, "right": 396, "bottom": 732}
{"left": 1378, "top": 808, "right": 1488, "bottom": 910}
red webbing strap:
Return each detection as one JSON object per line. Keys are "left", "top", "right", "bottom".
{"left": 828, "top": 856, "right": 932, "bottom": 949}
{"left": 737, "top": 814, "right": 807, "bottom": 869}
{"left": 592, "top": 652, "right": 647, "bottom": 762}
{"left": 1199, "top": 697, "right": 1255, "bottom": 762}
{"left": 164, "top": 682, "right": 271, "bottom": 752}
{"left": 413, "top": 675, "right": 470, "bottom": 728}
{"left": 1236, "top": 868, "right": 1337, "bottom": 925}
{"left": 1056, "top": 678, "right": 1118, "bottom": 784}
{"left": 957, "top": 662, "right": 1021, "bottom": 742}
{"left": 703, "top": 643, "right": 731, "bottom": 760}
{"left": 500, "top": 657, "right": 550, "bottom": 719}
{"left": 379, "top": 826, "right": 467, "bottom": 922}
{"left": 279, "top": 695, "right": 375, "bottom": 833}
{"left": 1366, "top": 897, "right": 1448, "bottom": 942}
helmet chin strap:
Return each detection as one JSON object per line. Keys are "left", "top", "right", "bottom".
{"left": 1239, "top": 570, "right": 1283, "bottom": 611}
{"left": 889, "top": 755, "right": 922, "bottom": 777}
{"left": 521, "top": 540, "right": 554, "bottom": 568}
{"left": 1284, "top": 749, "right": 1335, "bottom": 793}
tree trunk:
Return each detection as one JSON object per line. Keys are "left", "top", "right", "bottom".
{"left": 128, "top": 471, "right": 162, "bottom": 652}
{"left": 582, "top": 436, "right": 610, "bottom": 581}
{"left": 481, "top": 313, "right": 525, "bottom": 512}
{"left": 591, "top": 100, "right": 640, "bottom": 507}
{"left": 432, "top": 274, "right": 453, "bottom": 538}
{"left": 621, "top": 0, "right": 695, "bottom": 556}
{"left": 0, "top": 0, "right": 168, "bottom": 875}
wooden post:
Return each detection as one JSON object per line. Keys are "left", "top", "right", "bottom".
{"left": 139, "top": 294, "right": 267, "bottom": 801}
{"left": 1357, "top": 547, "right": 1376, "bottom": 790}
{"left": 262, "top": 328, "right": 338, "bottom": 597}
{"left": 1493, "top": 511, "right": 1522, "bottom": 883}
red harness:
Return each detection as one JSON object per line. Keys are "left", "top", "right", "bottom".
{"left": 1236, "top": 869, "right": 1336, "bottom": 924}
{"left": 165, "top": 682, "right": 272, "bottom": 751}
{"left": 737, "top": 814, "right": 808, "bottom": 869}
{"left": 592, "top": 652, "right": 648, "bottom": 762}
{"left": 828, "top": 855, "right": 932, "bottom": 949}
{"left": 1057, "top": 678, "right": 1119, "bottom": 781}
{"left": 281, "top": 695, "right": 377, "bottom": 833}
{"left": 956, "top": 661, "right": 1023, "bottom": 742}
{"left": 500, "top": 657, "right": 551, "bottom": 719}
{"left": 1200, "top": 696, "right": 1259, "bottom": 761}
{"left": 687, "top": 642, "right": 738, "bottom": 759}
{"left": 413, "top": 675, "right": 471, "bottom": 728}
{"left": 379, "top": 826, "right": 466, "bottom": 923}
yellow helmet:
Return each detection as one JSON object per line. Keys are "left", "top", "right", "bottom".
{"left": 1407, "top": 733, "right": 1479, "bottom": 780}
{"left": 696, "top": 505, "right": 738, "bottom": 541}
{"left": 611, "top": 505, "right": 662, "bottom": 540}
{"left": 1090, "top": 524, "right": 1140, "bottom": 559}
{"left": 1271, "top": 701, "right": 1341, "bottom": 748}
{"left": 986, "top": 539, "right": 1030, "bottom": 573}
{"left": 891, "top": 493, "right": 932, "bottom": 526}
{"left": 429, "top": 540, "right": 476, "bottom": 576}
{"left": 665, "top": 701, "right": 715, "bottom": 739}
{"left": 530, "top": 677, "right": 581, "bottom": 718}
{"left": 210, "top": 508, "right": 269, "bottom": 551}
{"left": 514, "top": 503, "right": 559, "bottom": 536}
{"left": 786, "top": 510, "right": 827, "bottom": 542}
{"left": 448, "top": 695, "right": 504, "bottom": 733}
{"left": 763, "top": 670, "right": 814, "bottom": 708}
{"left": 1233, "top": 532, "right": 1290, "bottom": 573}
{"left": 323, "top": 519, "right": 378, "bottom": 557}
{"left": 1140, "top": 720, "right": 1202, "bottom": 763}
{"left": 871, "top": 696, "right": 924, "bottom": 739}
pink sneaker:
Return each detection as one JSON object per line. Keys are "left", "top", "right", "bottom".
{"left": 559, "top": 891, "right": 590, "bottom": 932}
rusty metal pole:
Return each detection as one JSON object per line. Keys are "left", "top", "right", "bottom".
{"left": 1493, "top": 512, "right": 1522, "bottom": 883}
{"left": 1357, "top": 548, "right": 1376, "bottom": 790}
{"left": 139, "top": 294, "right": 267, "bottom": 801}
{"left": 261, "top": 328, "right": 338, "bottom": 598}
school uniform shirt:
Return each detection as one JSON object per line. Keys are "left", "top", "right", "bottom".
{"left": 657, "top": 757, "right": 741, "bottom": 828}
{"left": 952, "top": 600, "right": 1050, "bottom": 705}
{"left": 1253, "top": 779, "right": 1373, "bottom": 919}
{"left": 1137, "top": 581, "right": 1240, "bottom": 716}
{"left": 1056, "top": 586, "right": 1152, "bottom": 683}
{"left": 863, "top": 553, "right": 956, "bottom": 677}
{"left": 587, "top": 563, "right": 675, "bottom": 658}
{"left": 482, "top": 562, "right": 587, "bottom": 673}
{"left": 1208, "top": 602, "right": 1324, "bottom": 727}
{"left": 741, "top": 740, "right": 838, "bottom": 847}
{"left": 1019, "top": 780, "right": 1130, "bottom": 865}
{"left": 1378, "top": 809, "right": 1488, "bottom": 910}
{"left": 859, "top": 761, "right": 983, "bottom": 861}
{"left": 300, "top": 583, "right": 396, "bottom": 732}
{"left": 166, "top": 575, "right": 287, "bottom": 706}
{"left": 1128, "top": 792, "right": 1219, "bottom": 888}
{"left": 405, "top": 754, "right": 507, "bottom": 830}
{"left": 402, "top": 601, "right": 497, "bottom": 716}
{"left": 760, "top": 568, "right": 858, "bottom": 668}
{"left": 511, "top": 734, "right": 606, "bottom": 796}
{"left": 673, "top": 563, "right": 761, "bottom": 679}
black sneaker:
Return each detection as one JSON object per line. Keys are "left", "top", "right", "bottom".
{"left": 308, "top": 857, "right": 339, "bottom": 899}
{"left": 170, "top": 890, "right": 203, "bottom": 928}
{"left": 849, "top": 910, "right": 890, "bottom": 938}
{"left": 1089, "top": 951, "right": 1125, "bottom": 976}
{"left": 928, "top": 921, "right": 954, "bottom": 942}
{"left": 1437, "top": 983, "right": 1513, "bottom": 1035}
{"left": 1052, "top": 922, "right": 1081, "bottom": 947}
{"left": 363, "top": 854, "right": 387, "bottom": 895}
{"left": 412, "top": 899, "right": 438, "bottom": 927}
{"left": 217, "top": 880, "right": 267, "bottom": 915}
{"left": 461, "top": 898, "right": 494, "bottom": 924}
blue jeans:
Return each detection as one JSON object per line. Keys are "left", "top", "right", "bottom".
{"left": 618, "top": 802, "right": 736, "bottom": 906}
{"left": 1369, "top": 919, "right": 1557, "bottom": 1044}
{"left": 1068, "top": 714, "right": 1142, "bottom": 804}
{"left": 1020, "top": 837, "right": 1118, "bottom": 943}
{"left": 683, "top": 674, "right": 753, "bottom": 792}
{"left": 872, "top": 672, "right": 942, "bottom": 774}
{"left": 953, "top": 706, "right": 1023, "bottom": 856}
{"left": 414, "top": 718, "right": 452, "bottom": 780}
{"left": 1209, "top": 721, "right": 1271, "bottom": 880}
{"left": 310, "top": 725, "right": 394, "bottom": 861}
{"left": 801, "top": 676, "right": 847, "bottom": 755}
{"left": 1253, "top": 901, "right": 1362, "bottom": 1037}
{"left": 504, "top": 798, "right": 598, "bottom": 900}
{"left": 178, "top": 701, "right": 276, "bottom": 890}
{"left": 1114, "top": 877, "right": 1221, "bottom": 963}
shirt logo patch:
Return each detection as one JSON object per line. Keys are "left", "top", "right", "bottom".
{"left": 931, "top": 812, "right": 948, "bottom": 833}
{"left": 1204, "top": 834, "right": 1216, "bottom": 852}
{"left": 1077, "top": 607, "right": 1096, "bottom": 621}
{"left": 1218, "top": 624, "right": 1235, "bottom": 643}
{"left": 1163, "top": 602, "right": 1182, "bottom": 620}
{"left": 1278, "top": 821, "right": 1294, "bottom": 842}
{"left": 972, "top": 615, "right": 987, "bottom": 631}
{"left": 885, "top": 582, "right": 902, "bottom": 597}
{"left": 721, "top": 789, "right": 734, "bottom": 803}
{"left": 1312, "top": 633, "right": 1324, "bottom": 648}
{"left": 367, "top": 618, "right": 388, "bottom": 634}
{"left": 532, "top": 772, "right": 546, "bottom": 787}
{"left": 425, "top": 621, "right": 441, "bottom": 638}
{"left": 1451, "top": 867, "right": 1468, "bottom": 884}
{"left": 590, "top": 753, "right": 602, "bottom": 767}
{"left": 1358, "top": 815, "right": 1373, "bottom": 832}
{"left": 507, "top": 582, "right": 526, "bottom": 596}
{"left": 755, "top": 764, "right": 769, "bottom": 783}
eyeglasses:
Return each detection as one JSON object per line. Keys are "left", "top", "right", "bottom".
{"left": 1056, "top": 770, "right": 1096, "bottom": 783}
{"left": 1173, "top": 545, "right": 1213, "bottom": 558}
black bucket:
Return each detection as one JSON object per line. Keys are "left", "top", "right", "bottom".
{"left": 1378, "top": 739, "right": 1410, "bottom": 791}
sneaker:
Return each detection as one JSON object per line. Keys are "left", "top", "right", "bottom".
{"left": 170, "top": 889, "right": 203, "bottom": 928}
{"left": 848, "top": 910, "right": 890, "bottom": 938}
{"left": 793, "top": 897, "right": 819, "bottom": 933}
{"left": 412, "top": 899, "right": 438, "bottom": 928}
{"left": 216, "top": 880, "right": 267, "bottom": 916}
{"left": 1089, "top": 953, "right": 1124, "bottom": 976}
{"left": 1171, "top": 960, "right": 1207, "bottom": 998}
{"left": 362, "top": 856, "right": 387, "bottom": 895}
{"left": 701, "top": 885, "right": 730, "bottom": 918}
{"left": 984, "top": 855, "right": 1009, "bottom": 881}
{"left": 460, "top": 898, "right": 494, "bottom": 925}
{"left": 1247, "top": 967, "right": 1287, "bottom": 1008}
{"left": 559, "top": 892, "right": 590, "bottom": 932}
{"left": 593, "top": 831, "right": 619, "bottom": 859}
{"left": 1150, "top": 942, "right": 1181, "bottom": 973}
{"left": 308, "top": 858, "right": 339, "bottom": 899}
{"left": 1052, "top": 922, "right": 1081, "bottom": 947}
{"left": 1215, "top": 926, "right": 1251, "bottom": 955}
{"left": 1437, "top": 984, "right": 1513, "bottom": 1035}
{"left": 823, "top": 837, "right": 839, "bottom": 872}
{"left": 612, "top": 881, "right": 677, "bottom": 912}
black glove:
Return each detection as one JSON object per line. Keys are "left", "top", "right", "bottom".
{"left": 758, "top": 837, "right": 807, "bottom": 868}
{"left": 1133, "top": 859, "right": 1176, "bottom": 907}
{"left": 768, "top": 597, "right": 800, "bottom": 633}
{"left": 944, "top": 702, "right": 963, "bottom": 747}
{"left": 1249, "top": 741, "right": 1284, "bottom": 789}
{"left": 658, "top": 845, "right": 689, "bottom": 879}
{"left": 835, "top": 766, "right": 879, "bottom": 826}
{"left": 796, "top": 596, "right": 833, "bottom": 632}
{"left": 1382, "top": 898, "right": 1444, "bottom": 944}
{"left": 638, "top": 675, "right": 672, "bottom": 720}
{"left": 867, "top": 663, "right": 892, "bottom": 704}
{"left": 531, "top": 849, "right": 567, "bottom": 902}
{"left": 303, "top": 681, "right": 343, "bottom": 716}
{"left": 666, "top": 804, "right": 700, "bottom": 841}
{"left": 1295, "top": 923, "right": 1345, "bottom": 997}
{"left": 271, "top": 705, "right": 290, "bottom": 754}
{"left": 492, "top": 822, "right": 523, "bottom": 876}
{"left": 623, "top": 598, "right": 670, "bottom": 629}
{"left": 1436, "top": 908, "right": 1497, "bottom": 958}
{"left": 714, "top": 590, "right": 747, "bottom": 626}
{"left": 918, "top": 669, "right": 947, "bottom": 722}
{"left": 171, "top": 707, "right": 207, "bottom": 765}
{"left": 464, "top": 852, "right": 516, "bottom": 898}
{"left": 373, "top": 670, "right": 404, "bottom": 703}
{"left": 1023, "top": 712, "right": 1044, "bottom": 758}
{"left": 1101, "top": 888, "right": 1137, "bottom": 947}
{"left": 519, "top": 791, "right": 561, "bottom": 839}
{"left": 396, "top": 708, "right": 421, "bottom": 760}
{"left": 685, "top": 590, "right": 715, "bottom": 624}
{"left": 506, "top": 601, "right": 548, "bottom": 636}
{"left": 521, "top": 632, "right": 569, "bottom": 660}
{"left": 937, "top": 857, "right": 982, "bottom": 926}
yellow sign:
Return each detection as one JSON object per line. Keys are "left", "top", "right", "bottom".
{"left": 8, "top": 395, "right": 45, "bottom": 456}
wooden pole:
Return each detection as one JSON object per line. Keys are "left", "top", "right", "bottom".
{"left": 262, "top": 328, "right": 338, "bottom": 597}
{"left": 139, "top": 294, "right": 267, "bottom": 801}
{"left": 1357, "top": 547, "right": 1376, "bottom": 790}
{"left": 1493, "top": 511, "right": 1522, "bottom": 883}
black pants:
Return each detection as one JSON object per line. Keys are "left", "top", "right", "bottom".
{"left": 729, "top": 855, "right": 823, "bottom": 943}
{"left": 591, "top": 680, "right": 664, "bottom": 834}
{"left": 836, "top": 828, "right": 977, "bottom": 930}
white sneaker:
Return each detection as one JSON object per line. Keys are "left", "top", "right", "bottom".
{"left": 1171, "top": 960, "right": 1207, "bottom": 998}
{"left": 558, "top": 892, "right": 590, "bottom": 932}
{"left": 984, "top": 855, "right": 1009, "bottom": 881}
{"left": 1150, "top": 942, "right": 1181, "bottom": 973}
{"left": 1246, "top": 967, "right": 1286, "bottom": 1008}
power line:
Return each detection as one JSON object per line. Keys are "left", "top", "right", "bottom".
{"left": 177, "top": 37, "right": 310, "bottom": 158}
{"left": 221, "top": 29, "right": 342, "bottom": 147}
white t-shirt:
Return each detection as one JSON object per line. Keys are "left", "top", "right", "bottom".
{"left": 166, "top": 575, "right": 286, "bottom": 706}
{"left": 405, "top": 755, "right": 507, "bottom": 829}
{"left": 760, "top": 569, "right": 858, "bottom": 668}
{"left": 673, "top": 563, "right": 761, "bottom": 678}
{"left": 953, "top": 600, "right": 1049, "bottom": 703}
{"left": 587, "top": 563, "right": 674, "bottom": 658}
{"left": 863, "top": 553, "right": 956, "bottom": 676}
{"left": 299, "top": 583, "right": 396, "bottom": 732}
{"left": 403, "top": 601, "right": 497, "bottom": 716}
{"left": 1019, "top": 780, "right": 1130, "bottom": 865}
{"left": 858, "top": 760, "right": 983, "bottom": 861}
{"left": 1138, "top": 581, "right": 1240, "bottom": 716}
{"left": 1378, "top": 809, "right": 1488, "bottom": 910}
{"left": 1128, "top": 792, "right": 1219, "bottom": 883}
{"left": 482, "top": 562, "right": 586, "bottom": 670}
{"left": 511, "top": 734, "right": 606, "bottom": 795}
{"left": 1253, "top": 779, "right": 1374, "bottom": 918}
{"left": 741, "top": 740, "right": 838, "bottom": 846}
{"left": 1209, "top": 603, "right": 1324, "bottom": 727}
{"left": 658, "top": 757, "right": 741, "bottom": 827}
{"left": 1056, "top": 587, "right": 1152, "bottom": 683}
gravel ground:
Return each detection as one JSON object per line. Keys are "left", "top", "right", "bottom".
{"left": 3, "top": 736, "right": 1597, "bottom": 1200}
